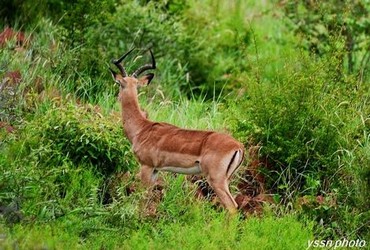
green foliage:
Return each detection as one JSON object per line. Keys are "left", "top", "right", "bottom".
{"left": 1, "top": 0, "right": 252, "bottom": 99}
{"left": 0, "top": 79, "right": 20, "bottom": 124}
{"left": 1, "top": 147, "right": 314, "bottom": 249}
{"left": 231, "top": 37, "right": 369, "bottom": 239}
{"left": 0, "top": 101, "right": 137, "bottom": 223}
{"left": 174, "top": 0, "right": 251, "bottom": 96}
{"left": 0, "top": 49, "right": 24, "bottom": 125}
{"left": 0, "top": 0, "right": 43, "bottom": 25}
{"left": 283, "top": 0, "right": 370, "bottom": 77}
{"left": 235, "top": 52, "right": 359, "bottom": 176}
{"left": 124, "top": 213, "right": 313, "bottom": 250}
{"left": 0, "top": 211, "right": 313, "bottom": 249}
{"left": 54, "top": 0, "right": 117, "bottom": 84}
{"left": 12, "top": 102, "right": 135, "bottom": 174}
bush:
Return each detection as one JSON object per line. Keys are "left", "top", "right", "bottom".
{"left": 282, "top": 1, "right": 370, "bottom": 77}
{"left": 178, "top": 0, "right": 251, "bottom": 97}
{"left": 230, "top": 48, "right": 370, "bottom": 237}
{"left": 1, "top": 100, "right": 136, "bottom": 192}
{"left": 0, "top": 101, "right": 138, "bottom": 220}
{"left": 18, "top": 102, "right": 135, "bottom": 173}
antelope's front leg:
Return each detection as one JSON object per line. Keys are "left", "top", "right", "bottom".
{"left": 139, "top": 164, "right": 158, "bottom": 186}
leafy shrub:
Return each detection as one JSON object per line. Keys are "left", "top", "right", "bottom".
{"left": 231, "top": 48, "right": 370, "bottom": 237}
{"left": 235, "top": 52, "right": 340, "bottom": 184}
{"left": 178, "top": 0, "right": 251, "bottom": 96}
{"left": 283, "top": 1, "right": 370, "bottom": 77}
{"left": 5, "top": 102, "right": 135, "bottom": 174}
{"left": 0, "top": 101, "right": 138, "bottom": 220}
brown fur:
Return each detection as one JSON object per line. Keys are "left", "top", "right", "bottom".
{"left": 112, "top": 71, "right": 245, "bottom": 213}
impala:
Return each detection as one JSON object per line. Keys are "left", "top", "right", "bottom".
{"left": 109, "top": 49, "right": 245, "bottom": 213}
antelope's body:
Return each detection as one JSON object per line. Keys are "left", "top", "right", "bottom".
{"left": 110, "top": 49, "right": 244, "bottom": 213}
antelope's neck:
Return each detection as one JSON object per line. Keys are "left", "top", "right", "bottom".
{"left": 120, "top": 90, "right": 147, "bottom": 143}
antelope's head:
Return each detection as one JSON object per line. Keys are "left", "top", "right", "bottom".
{"left": 109, "top": 48, "right": 156, "bottom": 94}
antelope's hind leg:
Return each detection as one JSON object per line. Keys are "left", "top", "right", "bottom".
{"left": 207, "top": 176, "right": 238, "bottom": 214}
{"left": 202, "top": 153, "right": 240, "bottom": 213}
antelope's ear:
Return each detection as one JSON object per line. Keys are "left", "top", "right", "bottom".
{"left": 138, "top": 73, "right": 154, "bottom": 86}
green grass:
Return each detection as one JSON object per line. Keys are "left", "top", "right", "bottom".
{"left": 141, "top": 95, "right": 226, "bottom": 130}
{"left": 0, "top": 205, "right": 313, "bottom": 250}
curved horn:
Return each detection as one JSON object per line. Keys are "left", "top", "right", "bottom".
{"left": 132, "top": 49, "right": 156, "bottom": 78}
{"left": 111, "top": 48, "right": 135, "bottom": 77}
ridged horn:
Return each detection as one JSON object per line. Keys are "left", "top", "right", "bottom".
{"left": 132, "top": 49, "right": 156, "bottom": 78}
